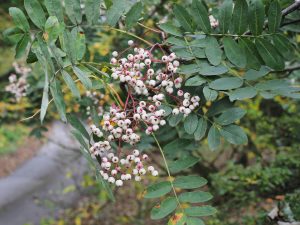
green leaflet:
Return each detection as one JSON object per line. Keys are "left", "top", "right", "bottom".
{"left": 106, "top": 0, "right": 132, "bottom": 26}
{"left": 185, "top": 76, "right": 206, "bottom": 86}
{"left": 173, "top": 4, "right": 194, "bottom": 32}
{"left": 45, "top": 16, "right": 63, "bottom": 43}
{"left": 144, "top": 181, "right": 172, "bottom": 199}
{"left": 219, "top": 0, "right": 233, "bottom": 34}
{"left": 203, "top": 86, "right": 218, "bottom": 101}
{"left": 9, "top": 7, "right": 30, "bottom": 32}
{"left": 239, "top": 38, "right": 262, "bottom": 70}
{"left": 229, "top": 87, "right": 258, "bottom": 101}
{"left": 24, "top": 0, "right": 46, "bottom": 29}
{"left": 248, "top": 0, "right": 265, "bottom": 35}
{"left": 223, "top": 37, "right": 246, "bottom": 68}
{"left": 190, "top": 0, "right": 211, "bottom": 33}
{"left": 15, "top": 34, "right": 30, "bottom": 59}
{"left": 205, "top": 37, "right": 222, "bottom": 66}
{"left": 125, "top": 2, "right": 143, "bottom": 28}
{"left": 169, "top": 156, "right": 199, "bottom": 173}
{"left": 268, "top": 0, "right": 281, "bottom": 33}
{"left": 194, "top": 118, "right": 207, "bottom": 141}
{"left": 65, "top": 0, "right": 82, "bottom": 25}
{"left": 178, "top": 191, "right": 213, "bottom": 203}
{"left": 208, "top": 126, "right": 220, "bottom": 150}
{"left": 67, "top": 114, "right": 90, "bottom": 140}
{"left": 44, "top": 0, "right": 64, "bottom": 22}
{"left": 185, "top": 206, "right": 217, "bottom": 217}
{"left": 168, "top": 113, "right": 184, "bottom": 127}
{"left": 173, "top": 175, "right": 207, "bottom": 189}
{"left": 184, "top": 114, "right": 198, "bottom": 134}
{"left": 50, "top": 79, "right": 67, "bottom": 122}
{"left": 85, "top": 0, "right": 101, "bottom": 25}
{"left": 61, "top": 70, "right": 81, "bottom": 99}
{"left": 255, "top": 38, "right": 284, "bottom": 70}
{"left": 232, "top": 0, "right": 248, "bottom": 34}
{"left": 73, "top": 66, "right": 92, "bottom": 89}
{"left": 220, "top": 124, "right": 248, "bottom": 145}
{"left": 215, "top": 107, "right": 246, "bottom": 125}
{"left": 209, "top": 77, "right": 243, "bottom": 90}
{"left": 186, "top": 217, "right": 205, "bottom": 225}
{"left": 151, "top": 197, "right": 178, "bottom": 220}
{"left": 158, "top": 22, "right": 182, "bottom": 37}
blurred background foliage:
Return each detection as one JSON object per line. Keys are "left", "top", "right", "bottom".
{"left": 0, "top": 0, "right": 300, "bottom": 224}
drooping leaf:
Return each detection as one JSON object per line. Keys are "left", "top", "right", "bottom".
{"left": 73, "top": 66, "right": 92, "bottom": 89}
{"left": 178, "top": 191, "right": 213, "bottom": 203}
{"left": 44, "top": 0, "right": 64, "bottom": 22}
{"left": 62, "top": 70, "right": 81, "bottom": 99}
{"left": 185, "top": 206, "right": 217, "bottom": 217}
{"left": 144, "top": 181, "right": 172, "bottom": 199}
{"left": 125, "top": 2, "right": 143, "bottom": 28}
{"left": 173, "top": 4, "right": 194, "bottom": 32}
{"left": 65, "top": 0, "right": 82, "bottom": 25}
{"left": 219, "top": 0, "right": 233, "bottom": 33}
{"left": 215, "top": 107, "right": 246, "bottom": 125}
{"left": 71, "top": 27, "right": 86, "bottom": 60}
{"left": 169, "top": 156, "right": 199, "bottom": 173}
{"left": 67, "top": 114, "right": 90, "bottom": 140}
{"left": 248, "top": 0, "right": 265, "bottom": 35}
{"left": 24, "top": 0, "right": 46, "bottom": 29}
{"left": 85, "top": 0, "right": 101, "bottom": 25}
{"left": 229, "top": 87, "right": 258, "bottom": 101}
{"left": 209, "top": 77, "right": 243, "bottom": 90}
{"left": 223, "top": 37, "right": 246, "bottom": 68}
{"left": 205, "top": 37, "right": 222, "bottom": 66}
{"left": 9, "top": 7, "right": 30, "bottom": 32}
{"left": 40, "top": 68, "right": 49, "bottom": 123}
{"left": 173, "top": 175, "right": 207, "bottom": 189}
{"left": 50, "top": 79, "right": 67, "bottom": 122}
{"left": 208, "top": 126, "right": 220, "bottom": 150}
{"left": 220, "top": 124, "right": 248, "bottom": 144}
{"left": 232, "top": 0, "right": 248, "bottom": 34}
{"left": 255, "top": 38, "right": 284, "bottom": 70}
{"left": 194, "top": 118, "right": 207, "bottom": 141}
{"left": 190, "top": 0, "right": 211, "bottom": 33}
{"left": 268, "top": 0, "right": 281, "bottom": 33}
{"left": 151, "top": 197, "right": 178, "bottom": 220}
{"left": 184, "top": 114, "right": 198, "bottom": 134}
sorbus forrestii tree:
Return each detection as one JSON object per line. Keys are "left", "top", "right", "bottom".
{"left": 4, "top": 0, "right": 300, "bottom": 223}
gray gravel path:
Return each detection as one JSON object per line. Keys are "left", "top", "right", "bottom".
{"left": 0, "top": 121, "right": 87, "bottom": 225}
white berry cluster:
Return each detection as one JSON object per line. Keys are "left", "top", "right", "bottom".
{"left": 85, "top": 41, "right": 204, "bottom": 186}
{"left": 110, "top": 41, "right": 181, "bottom": 96}
{"left": 209, "top": 15, "right": 219, "bottom": 28}
{"left": 172, "top": 90, "right": 200, "bottom": 117}
{"left": 5, "top": 63, "right": 31, "bottom": 102}
{"left": 97, "top": 149, "right": 158, "bottom": 187}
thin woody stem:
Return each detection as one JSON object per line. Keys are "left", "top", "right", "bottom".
{"left": 152, "top": 133, "right": 183, "bottom": 210}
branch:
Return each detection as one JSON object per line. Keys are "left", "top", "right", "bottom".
{"left": 282, "top": 1, "right": 300, "bottom": 17}
{"left": 243, "top": 1, "right": 300, "bottom": 35}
